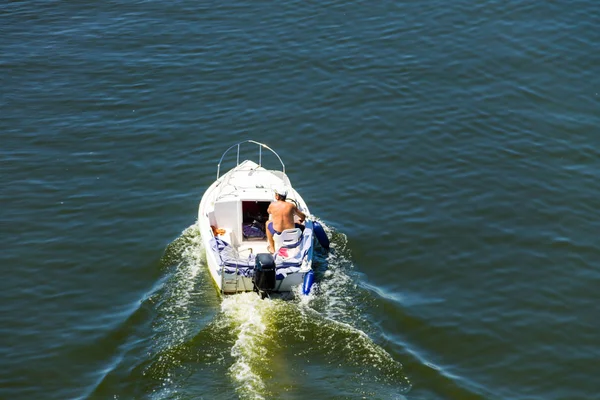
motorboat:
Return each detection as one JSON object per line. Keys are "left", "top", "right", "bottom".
{"left": 198, "top": 140, "right": 329, "bottom": 297}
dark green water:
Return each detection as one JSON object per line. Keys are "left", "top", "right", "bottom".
{"left": 2, "top": 1, "right": 599, "bottom": 399}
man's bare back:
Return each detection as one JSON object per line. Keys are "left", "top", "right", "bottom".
{"left": 266, "top": 189, "right": 306, "bottom": 253}
{"left": 267, "top": 199, "right": 305, "bottom": 233}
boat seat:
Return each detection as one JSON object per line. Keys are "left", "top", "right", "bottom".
{"left": 273, "top": 228, "right": 302, "bottom": 254}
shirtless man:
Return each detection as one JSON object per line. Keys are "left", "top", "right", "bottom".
{"left": 266, "top": 186, "right": 306, "bottom": 254}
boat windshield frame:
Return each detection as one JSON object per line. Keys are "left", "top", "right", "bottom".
{"left": 216, "top": 140, "right": 285, "bottom": 179}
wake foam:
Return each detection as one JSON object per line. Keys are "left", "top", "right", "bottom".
{"left": 143, "top": 220, "right": 411, "bottom": 399}
{"left": 142, "top": 224, "right": 216, "bottom": 398}
{"left": 219, "top": 293, "right": 272, "bottom": 400}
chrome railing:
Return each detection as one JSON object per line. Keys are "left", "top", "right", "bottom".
{"left": 216, "top": 140, "right": 286, "bottom": 179}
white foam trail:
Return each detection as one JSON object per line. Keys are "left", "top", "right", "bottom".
{"left": 301, "top": 221, "right": 412, "bottom": 392}
{"left": 150, "top": 224, "right": 209, "bottom": 399}
{"left": 179, "top": 224, "right": 204, "bottom": 280}
{"left": 220, "top": 293, "right": 272, "bottom": 400}
{"left": 165, "top": 225, "right": 205, "bottom": 341}
{"left": 306, "top": 222, "right": 365, "bottom": 325}
{"left": 151, "top": 220, "right": 410, "bottom": 397}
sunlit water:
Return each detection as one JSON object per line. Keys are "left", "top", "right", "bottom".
{"left": 3, "top": 0, "right": 600, "bottom": 399}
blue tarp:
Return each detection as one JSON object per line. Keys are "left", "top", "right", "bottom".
{"left": 209, "top": 237, "right": 255, "bottom": 277}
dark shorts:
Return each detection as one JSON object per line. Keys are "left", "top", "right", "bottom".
{"left": 268, "top": 222, "right": 303, "bottom": 236}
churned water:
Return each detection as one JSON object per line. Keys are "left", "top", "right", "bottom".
{"left": 2, "top": 0, "right": 600, "bottom": 399}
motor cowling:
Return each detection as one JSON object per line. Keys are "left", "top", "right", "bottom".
{"left": 253, "top": 253, "right": 276, "bottom": 296}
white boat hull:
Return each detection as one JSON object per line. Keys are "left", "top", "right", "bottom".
{"left": 198, "top": 142, "right": 314, "bottom": 295}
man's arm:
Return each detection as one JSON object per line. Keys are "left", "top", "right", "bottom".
{"left": 294, "top": 206, "right": 306, "bottom": 223}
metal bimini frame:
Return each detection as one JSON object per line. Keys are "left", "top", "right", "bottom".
{"left": 216, "top": 140, "right": 286, "bottom": 179}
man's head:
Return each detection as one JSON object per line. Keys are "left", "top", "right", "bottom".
{"left": 274, "top": 185, "right": 288, "bottom": 201}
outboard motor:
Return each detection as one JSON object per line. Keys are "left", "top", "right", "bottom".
{"left": 253, "top": 253, "right": 276, "bottom": 299}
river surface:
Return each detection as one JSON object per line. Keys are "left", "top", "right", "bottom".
{"left": 2, "top": 1, "right": 600, "bottom": 399}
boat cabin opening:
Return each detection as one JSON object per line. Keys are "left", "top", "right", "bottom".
{"left": 242, "top": 200, "right": 270, "bottom": 241}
